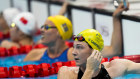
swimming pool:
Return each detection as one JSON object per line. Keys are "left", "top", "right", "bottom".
{"left": 0, "top": 54, "right": 140, "bottom": 79}
{"left": 0, "top": 54, "right": 58, "bottom": 79}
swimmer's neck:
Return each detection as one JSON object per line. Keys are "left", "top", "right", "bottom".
{"left": 47, "top": 40, "right": 68, "bottom": 57}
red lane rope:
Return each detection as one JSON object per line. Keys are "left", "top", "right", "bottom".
{"left": 0, "top": 54, "right": 140, "bottom": 78}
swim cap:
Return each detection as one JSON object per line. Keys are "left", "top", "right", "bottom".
{"left": 12, "top": 12, "right": 37, "bottom": 36}
{"left": 77, "top": 29, "right": 104, "bottom": 51}
{"left": 3, "top": 8, "right": 20, "bottom": 26}
{"left": 48, "top": 15, "right": 73, "bottom": 40}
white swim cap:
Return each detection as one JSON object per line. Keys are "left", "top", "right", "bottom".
{"left": 3, "top": 8, "right": 20, "bottom": 26}
{"left": 12, "top": 12, "right": 37, "bottom": 36}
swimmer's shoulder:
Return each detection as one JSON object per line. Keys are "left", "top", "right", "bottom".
{"left": 58, "top": 66, "right": 79, "bottom": 79}
{"left": 24, "top": 48, "right": 47, "bottom": 61}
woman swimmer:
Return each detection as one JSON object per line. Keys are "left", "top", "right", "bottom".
{"left": 0, "top": 8, "right": 20, "bottom": 34}
{"left": 24, "top": 2, "right": 74, "bottom": 62}
{"left": 57, "top": 29, "right": 140, "bottom": 79}
{"left": 1, "top": 12, "right": 37, "bottom": 49}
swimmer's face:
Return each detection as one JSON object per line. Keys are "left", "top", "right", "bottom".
{"left": 72, "top": 41, "right": 92, "bottom": 66}
{"left": 41, "top": 19, "right": 60, "bottom": 45}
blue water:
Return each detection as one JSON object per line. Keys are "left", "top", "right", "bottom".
{"left": 0, "top": 36, "right": 140, "bottom": 78}
{"left": 115, "top": 74, "right": 140, "bottom": 79}
{"left": 0, "top": 54, "right": 140, "bottom": 79}
{"left": 0, "top": 54, "right": 57, "bottom": 79}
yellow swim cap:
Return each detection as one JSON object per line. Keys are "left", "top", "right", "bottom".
{"left": 77, "top": 29, "right": 104, "bottom": 51}
{"left": 48, "top": 15, "right": 73, "bottom": 40}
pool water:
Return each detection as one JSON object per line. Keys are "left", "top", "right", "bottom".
{"left": 0, "top": 54, "right": 140, "bottom": 79}
{"left": 0, "top": 35, "right": 140, "bottom": 79}
{"left": 115, "top": 74, "right": 140, "bottom": 79}
{"left": 0, "top": 54, "right": 58, "bottom": 79}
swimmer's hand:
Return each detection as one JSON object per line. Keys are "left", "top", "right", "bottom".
{"left": 86, "top": 50, "right": 103, "bottom": 72}
{"left": 113, "top": 2, "right": 129, "bottom": 17}
{"left": 81, "top": 50, "right": 103, "bottom": 79}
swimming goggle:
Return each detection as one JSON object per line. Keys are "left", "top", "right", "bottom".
{"left": 73, "top": 35, "right": 85, "bottom": 41}
{"left": 73, "top": 35, "right": 92, "bottom": 48}
{"left": 41, "top": 25, "right": 57, "bottom": 30}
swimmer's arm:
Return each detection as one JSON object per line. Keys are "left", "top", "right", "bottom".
{"left": 67, "top": 47, "right": 74, "bottom": 61}
{"left": 102, "top": 20, "right": 123, "bottom": 57}
{"left": 127, "top": 61, "right": 140, "bottom": 74}
{"left": 102, "top": 3, "right": 129, "bottom": 58}
{"left": 102, "top": 46, "right": 115, "bottom": 58}
{"left": 107, "top": 59, "right": 140, "bottom": 77}
{"left": 1, "top": 40, "right": 20, "bottom": 49}
{"left": 58, "top": 2, "right": 68, "bottom": 15}
{"left": 103, "top": 3, "right": 129, "bottom": 58}
{"left": 24, "top": 48, "right": 46, "bottom": 61}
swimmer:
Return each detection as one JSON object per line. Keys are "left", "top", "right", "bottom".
{"left": 24, "top": 2, "right": 74, "bottom": 63}
{"left": 24, "top": 1, "right": 125, "bottom": 63}
{"left": 0, "top": 8, "right": 20, "bottom": 34}
{"left": 1, "top": 12, "right": 38, "bottom": 49}
{"left": 58, "top": 29, "right": 140, "bottom": 79}
{"left": 24, "top": 15, "right": 74, "bottom": 63}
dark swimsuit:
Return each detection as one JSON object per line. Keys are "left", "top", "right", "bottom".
{"left": 77, "top": 64, "right": 111, "bottom": 79}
